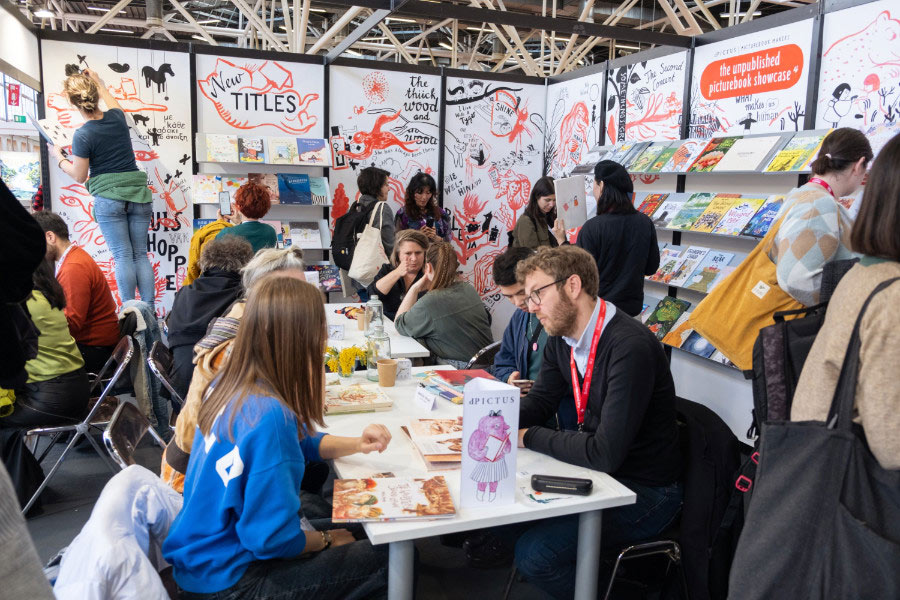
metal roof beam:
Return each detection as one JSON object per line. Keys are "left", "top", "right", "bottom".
{"left": 325, "top": 1, "right": 411, "bottom": 63}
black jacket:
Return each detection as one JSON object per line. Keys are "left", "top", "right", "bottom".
{"left": 522, "top": 311, "right": 682, "bottom": 487}
{"left": 575, "top": 211, "right": 659, "bottom": 316}
{"left": 166, "top": 269, "right": 243, "bottom": 349}
{"left": 366, "top": 263, "right": 425, "bottom": 321}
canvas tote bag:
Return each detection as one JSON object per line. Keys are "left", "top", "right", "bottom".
{"left": 728, "top": 278, "right": 900, "bottom": 600}
{"left": 347, "top": 201, "right": 389, "bottom": 287}
{"left": 688, "top": 215, "right": 802, "bottom": 370}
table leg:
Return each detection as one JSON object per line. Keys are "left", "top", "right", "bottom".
{"left": 388, "top": 539, "right": 415, "bottom": 600}
{"left": 574, "top": 509, "right": 603, "bottom": 600}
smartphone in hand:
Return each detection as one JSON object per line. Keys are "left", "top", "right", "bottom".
{"left": 218, "top": 191, "right": 233, "bottom": 216}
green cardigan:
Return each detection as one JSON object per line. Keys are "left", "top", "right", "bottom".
{"left": 87, "top": 170, "right": 152, "bottom": 204}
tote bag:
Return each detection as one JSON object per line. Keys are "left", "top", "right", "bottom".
{"left": 688, "top": 216, "right": 802, "bottom": 370}
{"left": 347, "top": 202, "right": 388, "bottom": 287}
{"left": 728, "top": 278, "right": 900, "bottom": 600}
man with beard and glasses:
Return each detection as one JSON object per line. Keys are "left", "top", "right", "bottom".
{"left": 506, "top": 245, "right": 682, "bottom": 599}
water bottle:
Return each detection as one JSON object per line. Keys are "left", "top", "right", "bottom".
{"left": 367, "top": 324, "right": 391, "bottom": 381}
{"left": 365, "top": 295, "right": 384, "bottom": 335}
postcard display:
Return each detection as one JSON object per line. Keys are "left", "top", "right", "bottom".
{"left": 443, "top": 77, "right": 547, "bottom": 338}
{"left": 40, "top": 40, "right": 193, "bottom": 316}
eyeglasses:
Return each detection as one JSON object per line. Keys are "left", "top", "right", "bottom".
{"left": 525, "top": 278, "right": 568, "bottom": 307}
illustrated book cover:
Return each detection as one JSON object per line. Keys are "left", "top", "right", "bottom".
{"left": 666, "top": 193, "right": 715, "bottom": 230}
{"left": 324, "top": 383, "right": 392, "bottom": 414}
{"left": 238, "top": 137, "right": 266, "bottom": 163}
{"left": 205, "top": 133, "right": 239, "bottom": 163}
{"left": 297, "top": 138, "right": 330, "bottom": 166}
{"left": 712, "top": 135, "right": 786, "bottom": 172}
{"left": 711, "top": 198, "right": 767, "bottom": 236}
{"left": 192, "top": 174, "right": 221, "bottom": 204}
{"left": 268, "top": 136, "right": 300, "bottom": 164}
{"left": 688, "top": 137, "right": 740, "bottom": 172}
{"left": 690, "top": 194, "right": 741, "bottom": 233}
{"left": 645, "top": 296, "right": 692, "bottom": 340}
{"left": 278, "top": 173, "right": 312, "bottom": 204}
{"left": 683, "top": 251, "right": 735, "bottom": 293}
{"left": 332, "top": 476, "right": 456, "bottom": 522}
{"left": 667, "top": 246, "right": 711, "bottom": 288}
{"left": 741, "top": 195, "right": 785, "bottom": 237}
{"left": 764, "top": 130, "right": 830, "bottom": 172}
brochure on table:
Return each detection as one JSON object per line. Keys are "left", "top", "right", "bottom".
{"left": 461, "top": 378, "right": 519, "bottom": 508}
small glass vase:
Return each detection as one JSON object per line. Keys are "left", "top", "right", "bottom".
{"left": 338, "top": 358, "right": 357, "bottom": 379}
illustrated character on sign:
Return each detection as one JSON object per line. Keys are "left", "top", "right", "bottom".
{"left": 338, "top": 111, "right": 418, "bottom": 160}
{"left": 823, "top": 83, "right": 856, "bottom": 127}
{"left": 555, "top": 101, "right": 590, "bottom": 173}
{"left": 468, "top": 410, "right": 512, "bottom": 503}
{"left": 142, "top": 63, "right": 175, "bottom": 94}
{"left": 452, "top": 192, "right": 499, "bottom": 265}
{"left": 488, "top": 165, "right": 531, "bottom": 229}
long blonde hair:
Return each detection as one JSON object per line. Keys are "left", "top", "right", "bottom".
{"left": 63, "top": 73, "right": 100, "bottom": 113}
{"left": 425, "top": 242, "right": 459, "bottom": 291}
{"left": 198, "top": 276, "right": 326, "bottom": 438}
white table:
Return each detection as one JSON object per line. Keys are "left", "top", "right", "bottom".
{"left": 321, "top": 367, "right": 636, "bottom": 600}
{"left": 325, "top": 303, "right": 430, "bottom": 359}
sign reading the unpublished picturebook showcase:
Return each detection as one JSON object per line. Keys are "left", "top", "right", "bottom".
{"left": 461, "top": 378, "right": 519, "bottom": 508}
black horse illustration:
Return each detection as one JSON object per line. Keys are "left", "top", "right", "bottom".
{"left": 142, "top": 63, "right": 175, "bottom": 93}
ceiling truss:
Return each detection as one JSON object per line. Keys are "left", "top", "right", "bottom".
{"left": 20, "top": 0, "right": 801, "bottom": 74}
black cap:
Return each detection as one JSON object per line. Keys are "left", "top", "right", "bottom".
{"left": 593, "top": 160, "right": 634, "bottom": 195}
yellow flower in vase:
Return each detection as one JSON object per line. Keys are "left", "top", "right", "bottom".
{"left": 336, "top": 346, "right": 366, "bottom": 378}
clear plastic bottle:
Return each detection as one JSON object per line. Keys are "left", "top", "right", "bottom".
{"left": 367, "top": 324, "right": 391, "bottom": 381}
{"left": 365, "top": 295, "right": 384, "bottom": 335}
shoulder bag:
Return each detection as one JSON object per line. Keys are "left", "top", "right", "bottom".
{"left": 347, "top": 201, "right": 389, "bottom": 287}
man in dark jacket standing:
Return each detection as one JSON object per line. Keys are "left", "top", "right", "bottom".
{"left": 165, "top": 237, "right": 253, "bottom": 398}
{"left": 511, "top": 245, "right": 682, "bottom": 599}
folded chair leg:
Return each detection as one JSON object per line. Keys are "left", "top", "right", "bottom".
{"left": 22, "top": 430, "right": 83, "bottom": 514}
{"left": 147, "top": 425, "right": 166, "bottom": 449}
{"left": 33, "top": 432, "right": 63, "bottom": 464}
{"left": 602, "top": 551, "right": 628, "bottom": 600}
{"left": 502, "top": 566, "right": 517, "bottom": 600}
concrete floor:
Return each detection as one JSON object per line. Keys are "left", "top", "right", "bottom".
{"left": 25, "top": 436, "right": 552, "bottom": 600}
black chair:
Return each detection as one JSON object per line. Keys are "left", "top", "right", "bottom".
{"left": 103, "top": 401, "right": 166, "bottom": 469}
{"left": 22, "top": 335, "right": 134, "bottom": 514}
{"left": 465, "top": 341, "right": 502, "bottom": 370}
{"left": 147, "top": 341, "right": 184, "bottom": 415}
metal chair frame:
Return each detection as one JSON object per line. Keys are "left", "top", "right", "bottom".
{"left": 602, "top": 539, "right": 689, "bottom": 600}
{"left": 103, "top": 401, "right": 166, "bottom": 470}
{"left": 146, "top": 341, "right": 184, "bottom": 413}
{"left": 465, "top": 341, "right": 502, "bottom": 370}
{"left": 22, "top": 336, "right": 134, "bottom": 514}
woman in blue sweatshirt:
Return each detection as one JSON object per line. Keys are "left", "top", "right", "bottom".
{"left": 163, "top": 276, "right": 390, "bottom": 599}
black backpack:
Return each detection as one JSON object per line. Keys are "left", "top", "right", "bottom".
{"left": 331, "top": 200, "right": 379, "bottom": 271}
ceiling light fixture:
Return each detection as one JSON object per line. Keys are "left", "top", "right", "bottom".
{"left": 33, "top": 3, "right": 53, "bottom": 17}
{"left": 386, "top": 17, "right": 416, "bottom": 23}
{"left": 195, "top": 18, "right": 220, "bottom": 24}
{"left": 99, "top": 27, "right": 134, "bottom": 34}
{"left": 615, "top": 43, "right": 641, "bottom": 50}
{"left": 87, "top": 6, "right": 126, "bottom": 12}
{"left": 345, "top": 49, "right": 363, "bottom": 57}
{"left": 721, "top": 10, "right": 762, "bottom": 17}
{"left": 438, "top": 42, "right": 453, "bottom": 50}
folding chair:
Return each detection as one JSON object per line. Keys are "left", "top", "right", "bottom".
{"left": 147, "top": 341, "right": 184, "bottom": 414}
{"left": 465, "top": 341, "right": 502, "bottom": 370}
{"left": 22, "top": 335, "right": 134, "bottom": 514}
{"left": 103, "top": 401, "right": 166, "bottom": 470}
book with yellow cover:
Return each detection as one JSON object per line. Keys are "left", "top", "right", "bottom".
{"left": 690, "top": 194, "right": 741, "bottom": 233}
{"left": 764, "top": 130, "right": 830, "bottom": 172}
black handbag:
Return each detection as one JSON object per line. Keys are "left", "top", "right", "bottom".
{"left": 728, "top": 278, "right": 900, "bottom": 600}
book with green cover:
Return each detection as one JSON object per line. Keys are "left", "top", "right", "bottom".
{"left": 628, "top": 142, "right": 671, "bottom": 172}
{"left": 646, "top": 296, "right": 692, "bottom": 340}
{"left": 667, "top": 193, "right": 715, "bottom": 230}
{"left": 683, "top": 251, "right": 735, "bottom": 293}
{"left": 688, "top": 137, "right": 740, "bottom": 172}
{"left": 647, "top": 143, "right": 681, "bottom": 173}
{"left": 690, "top": 194, "right": 741, "bottom": 233}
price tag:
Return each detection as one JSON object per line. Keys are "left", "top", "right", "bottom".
{"left": 414, "top": 385, "right": 436, "bottom": 411}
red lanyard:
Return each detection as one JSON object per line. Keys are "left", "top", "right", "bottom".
{"left": 808, "top": 177, "right": 836, "bottom": 199}
{"left": 569, "top": 300, "right": 607, "bottom": 428}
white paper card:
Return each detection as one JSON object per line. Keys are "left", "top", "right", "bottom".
{"left": 461, "top": 378, "right": 520, "bottom": 507}
{"left": 554, "top": 176, "right": 588, "bottom": 231}
{"left": 414, "top": 386, "right": 437, "bottom": 412}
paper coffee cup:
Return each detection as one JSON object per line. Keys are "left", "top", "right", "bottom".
{"left": 357, "top": 311, "right": 370, "bottom": 330}
{"left": 377, "top": 359, "right": 398, "bottom": 387}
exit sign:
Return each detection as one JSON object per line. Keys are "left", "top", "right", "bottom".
{"left": 13, "top": 115, "right": 26, "bottom": 123}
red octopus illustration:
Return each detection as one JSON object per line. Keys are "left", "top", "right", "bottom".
{"left": 339, "top": 111, "right": 418, "bottom": 160}
{"left": 134, "top": 149, "right": 160, "bottom": 162}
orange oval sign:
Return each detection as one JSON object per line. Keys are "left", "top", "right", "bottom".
{"left": 699, "top": 44, "right": 804, "bottom": 100}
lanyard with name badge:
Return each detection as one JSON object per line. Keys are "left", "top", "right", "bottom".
{"left": 570, "top": 300, "right": 607, "bottom": 432}
{"left": 808, "top": 177, "right": 836, "bottom": 199}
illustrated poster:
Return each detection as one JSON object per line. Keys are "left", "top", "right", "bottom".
{"left": 41, "top": 40, "right": 192, "bottom": 317}
{"left": 690, "top": 20, "right": 813, "bottom": 137}
{"left": 328, "top": 66, "right": 441, "bottom": 227}
{"left": 546, "top": 70, "right": 605, "bottom": 178}
{"left": 444, "top": 77, "right": 546, "bottom": 337}
{"left": 461, "top": 378, "right": 519, "bottom": 508}
{"left": 195, "top": 53, "right": 324, "bottom": 137}
{"left": 816, "top": 1, "right": 900, "bottom": 156}
{"left": 605, "top": 52, "right": 687, "bottom": 143}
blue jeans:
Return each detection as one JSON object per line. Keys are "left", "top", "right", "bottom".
{"left": 179, "top": 518, "right": 387, "bottom": 600}
{"left": 513, "top": 479, "right": 682, "bottom": 599}
{"left": 93, "top": 196, "right": 155, "bottom": 306}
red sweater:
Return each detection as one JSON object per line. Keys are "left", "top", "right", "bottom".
{"left": 57, "top": 246, "right": 120, "bottom": 347}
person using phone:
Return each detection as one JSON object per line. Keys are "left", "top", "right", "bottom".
{"left": 215, "top": 182, "right": 278, "bottom": 253}
{"left": 394, "top": 172, "right": 451, "bottom": 242}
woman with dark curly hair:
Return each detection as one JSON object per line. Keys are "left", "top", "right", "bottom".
{"left": 395, "top": 172, "right": 451, "bottom": 242}
{"left": 215, "top": 182, "right": 278, "bottom": 253}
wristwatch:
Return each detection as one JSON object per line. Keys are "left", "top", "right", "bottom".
{"left": 319, "top": 530, "right": 333, "bottom": 550}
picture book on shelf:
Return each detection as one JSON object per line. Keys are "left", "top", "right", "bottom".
{"left": 332, "top": 476, "right": 456, "bottom": 522}
{"left": 278, "top": 173, "right": 312, "bottom": 204}
{"left": 639, "top": 296, "right": 662, "bottom": 323}
{"left": 193, "top": 218, "right": 215, "bottom": 232}
{"left": 667, "top": 193, "right": 715, "bottom": 230}
{"left": 741, "top": 195, "right": 785, "bottom": 237}
{"left": 712, "top": 135, "right": 785, "bottom": 172}
{"left": 682, "top": 331, "right": 716, "bottom": 358}
{"left": 629, "top": 142, "right": 671, "bottom": 172}
{"left": 238, "top": 137, "right": 266, "bottom": 163}
{"left": 287, "top": 221, "right": 322, "bottom": 249}
{"left": 220, "top": 176, "right": 247, "bottom": 200}
{"left": 607, "top": 141, "right": 646, "bottom": 165}
{"left": 684, "top": 251, "right": 735, "bottom": 293}
{"left": 324, "top": 383, "right": 392, "bottom": 414}
{"left": 296, "top": 138, "right": 330, "bottom": 166}
{"left": 192, "top": 174, "right": 221, "bottom": 204}
{"left": 248, "top": 173, "right": 280, "bottom": 203}
{"left": 688, "top": 137, "right": 740, "bottom": 172}
{"left": 649, "top": 248, "right": 684, "bottom": 283}
{"left": 651, "top": 196, "right": 689, "bottom": 227}
{"left": 712, "top": 198, "right": 767, "bottom": 236}
{"left": 309, "top": 176, "right": 330, "bottom": 205}
{"left": 661, "top": 312, "right": 694, "bottom": 348}
{"left": 268, "top": 137, "right": 300, "bottom": 164}
{"left": 764, "top": 130, "right": 829, "bottom": 172}
{"left": 645, "top": 297, "right": 692, "bottom": 340}
{"left": 690, "top": 194, "right": 740, "bottom": 233}
{"left": 647, "top": 143, "right": 680, "bottom": 173}
{"left": 661, "top": 138, "right": 707, "bottom": 173}
{"left": 307, "top": 265, "right": 341, "bottom": 291}
{"left": 205, "top": 133, "right": 238, "bottom": 163}
{"left": 636, "top": 193, "right": 668, "bottom": 217}
{"left": 668, "top": 246, "right": 711, "bottom": 288}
